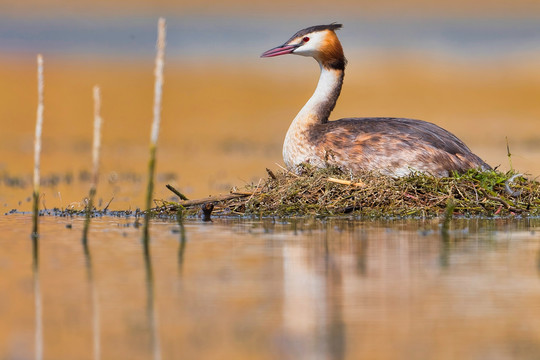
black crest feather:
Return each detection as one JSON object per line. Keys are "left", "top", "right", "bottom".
{"left": 286, "top": 23, "right": 343, "bottom": 43}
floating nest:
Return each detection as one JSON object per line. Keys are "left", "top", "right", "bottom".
{"left": 154, "top": 165, "right": 540, "bottom": 218}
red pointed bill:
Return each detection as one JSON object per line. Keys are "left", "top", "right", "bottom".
{"left": 260, "top": 44, "right": 298, "bottom": 58}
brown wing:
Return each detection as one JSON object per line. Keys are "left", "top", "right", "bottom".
{"left": 306, "top": 117, "right": 490, "bottom": 174}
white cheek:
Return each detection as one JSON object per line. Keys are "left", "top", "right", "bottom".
{"left": 293, "top": 48, "right": 314, "bottom": 57}
{"left": 291, "top": 33, "right": 325, "bottom": 57}
{"left": 292, "top": 43, "right": 317, "bottom": 57}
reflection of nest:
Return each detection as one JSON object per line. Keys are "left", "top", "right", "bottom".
{"left": 155, "top": 165, "right": 540, "bottom": 218}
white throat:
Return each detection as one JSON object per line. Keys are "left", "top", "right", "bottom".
{"left": 295, "top": 65, "right": 343, "bottom": 125}
{"left": 282, "top": 65, "right": 344, "bottom": 168}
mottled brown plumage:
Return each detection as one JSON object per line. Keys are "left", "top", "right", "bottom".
{"left": 306, "top": 117, "right": 489, "bottom": 176}
{"left": 261, "top": 24, "right": 491, "bottom": 177}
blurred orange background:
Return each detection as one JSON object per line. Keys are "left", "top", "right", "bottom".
{"left": 0, "top": 1, "right": 539, "bottom": 210}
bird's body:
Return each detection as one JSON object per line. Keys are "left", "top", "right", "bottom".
{"left": 261, "top": 24, "right": 490, "bottom": 176}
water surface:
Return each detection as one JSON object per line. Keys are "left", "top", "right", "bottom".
{"left": 1, "top": 215, "right": 539, "bottom": 359}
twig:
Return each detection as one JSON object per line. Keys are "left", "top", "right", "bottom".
{"left": 230, "top": 191, "right": 256, "bottom": 196}
{"left": 245, "top": 178, "right": 263, "bottom": 204}
{"left": 170, "top": 192, "right": 252, "bottom": 209}
{"left": 166, "top": 184, "right": 188, "bottom": 200}
{"left": 480, "top": 189, "right": 523, "bottom": 214}
{"left": 327, "top": 177, "right": 365, "bottom": 187}
{"left": 275, "top": 163, "right": 299, "bottom": 177}
{"left": 266, "top": 168, "right": 277, "bottom": 180}
{"left": 103, "top": 196, "right": 114, "bottom": 212}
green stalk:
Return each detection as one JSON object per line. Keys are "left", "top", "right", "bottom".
{"left": 32, "top": 190, "right": 39, "bottom": 240}
{"left": 83, "top": 188, "right": 96, "bottom": 243}
{"left": 506, "top": 137, "right": 514, "bottom": 172}
{"left": 143, "top": 145, "right": 157, "bottom": 242}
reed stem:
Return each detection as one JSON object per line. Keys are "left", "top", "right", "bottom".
{"left": 506, "top": 136, "right": 513, "bottom": 171}
{"left": 32, "top": 54, "right": 44, "bottom": 240}
{"left": 143, "top": 17, "right": 167, "bottom": 242}
{"left": 33, "top": 239, "right": 43, "bottom": 360}
{"left": 83, "top": 86, "right": 103, "bottom": 243}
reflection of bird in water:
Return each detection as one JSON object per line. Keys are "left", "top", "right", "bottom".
{"left": 261, "top": 24, "right": 491, "bottom": 176}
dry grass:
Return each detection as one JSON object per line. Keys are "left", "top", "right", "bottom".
{"left": 155, "top": 165, "right": 540, "bottom": 218}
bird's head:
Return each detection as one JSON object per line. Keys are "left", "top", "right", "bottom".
{"left": 261, "top": 23, "right": 346, "bottom": 70}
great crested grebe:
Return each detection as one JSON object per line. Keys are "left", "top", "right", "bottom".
{"left": 261, "top": 24, "right": 491, "bottom": 177}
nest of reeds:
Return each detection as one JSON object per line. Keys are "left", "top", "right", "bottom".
{"left": 154, "top": 165, "right": 540, "bottom": 218}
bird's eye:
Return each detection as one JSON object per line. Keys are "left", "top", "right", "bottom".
{"left": 303, "top": 36, "right": 310, "bottom": 42}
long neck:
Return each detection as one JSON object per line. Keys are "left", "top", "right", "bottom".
{"left": 293, "top": 65, "right": 344, "bottom": 127}
{"left": 282, "top": 64, "right": 345, "bottom": 169}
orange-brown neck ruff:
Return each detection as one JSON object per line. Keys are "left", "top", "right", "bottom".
{"left": 317, "top": 30, "right": 347, "bottom": 71}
